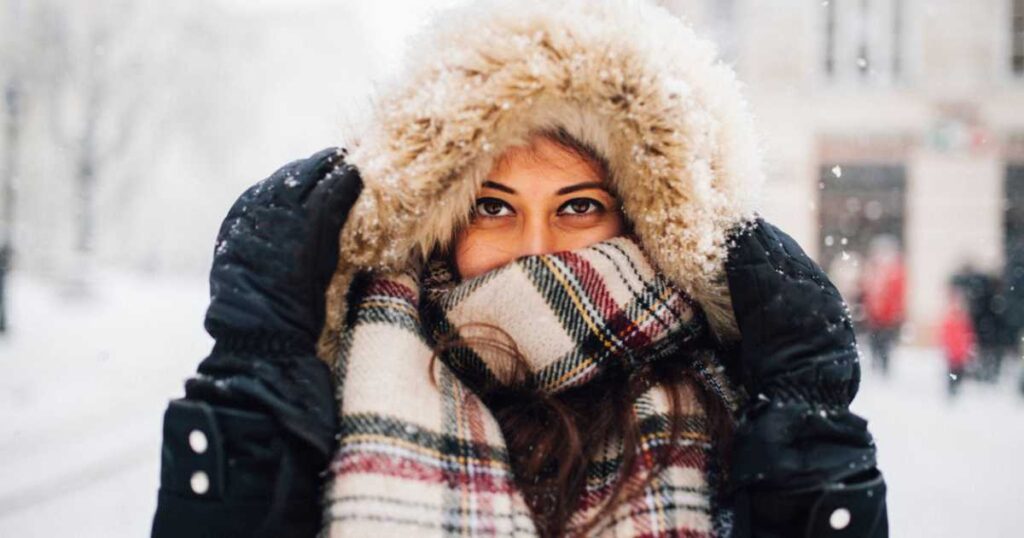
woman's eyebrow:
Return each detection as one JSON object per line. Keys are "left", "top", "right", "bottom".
{"left": 556, "top": 182, "right": 606, "bottom": 196}
{"left": 481, "top": 180, "right": 517, "bottom": 194}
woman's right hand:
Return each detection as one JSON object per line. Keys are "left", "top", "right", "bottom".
{"left": 189, "top": 146, "right": 361, "bottom": 456}
{"left": 203, "top": 147, "right": 360, "bottom": 355}
{"left": 152, "top": 149, "right": 361, "bottom": 538}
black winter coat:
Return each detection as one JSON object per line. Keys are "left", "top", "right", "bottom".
{"left": 152, "top": 346, "right": 887, "bottom": 538}
{"left": 151, "top": 153, "right": 887, "bottom": 538}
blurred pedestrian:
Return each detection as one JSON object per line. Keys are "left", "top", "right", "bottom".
{"left": 939, "top": 285, "right": 975, "bottom": 397}
{"left": 989, "top": 276, "right": 1017, "bottom": 382}
{"left": 954, "top": 266, "right": 1010, "bottom": 383}
{"left": 860, "top": 235, "right": 906, "bottom": 375}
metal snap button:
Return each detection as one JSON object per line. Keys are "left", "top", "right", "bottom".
{"left": 190, "top": 471, "right": 210, "bottom": 495}
{"left": 188, "top": 429, "right": 208, "bottom": 454}
{"left": 829, "top": 507, "right": 851, "bottom": 530}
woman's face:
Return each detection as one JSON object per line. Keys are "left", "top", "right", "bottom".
{"left": 454, "top": 136, "right": 625, "bottom": 279}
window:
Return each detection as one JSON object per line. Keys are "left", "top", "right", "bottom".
{"left": 823, "top": 0, "right": 905, "bottom": 84}
{"left": 818, "top": 163, "right": 906, "bottom": 272}
{"left": 1013, "top": 0, "right": 1024, "bottom": 75}
{"left": 1005, "top": 165, "right": 1024, "bottom": 318}
{"left": 1006, "top": 165, "right": 1024, "bottom": 265}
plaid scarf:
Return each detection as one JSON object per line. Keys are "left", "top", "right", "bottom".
{"left": 325, "top": 237, "right": 737, "bottom": 537}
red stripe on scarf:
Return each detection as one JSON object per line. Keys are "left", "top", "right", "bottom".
{"left": 332, "top": 452, "right": 519, "bottom": 493}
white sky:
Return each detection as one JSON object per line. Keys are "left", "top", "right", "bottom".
{"left": 218, "top": 0, "right": 470, "bottom": 72}
{"left": 350, "top": 0, "right": 471, "bottom": 68}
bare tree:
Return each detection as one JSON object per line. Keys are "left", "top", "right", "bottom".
{"left": 35, "top": 0, "right": 148, "bottom": 264}
{"left": 4, "top": 0, "right": 327, "bottom": 288}
{"left": 0, "top": 0, "right": 29, "bottom": 328}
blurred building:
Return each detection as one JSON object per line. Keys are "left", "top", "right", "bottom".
{"left": 664, "top": 0, "right": 1024, "bottom": 343}
{"left": 3, "top": 0, "right": 1020, "bottom": 344}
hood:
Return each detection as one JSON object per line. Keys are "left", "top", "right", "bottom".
{"left": 319, "top": 0, "right": 763, "bottom": 361}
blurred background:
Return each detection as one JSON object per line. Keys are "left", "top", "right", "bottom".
{"left": 1, "top": 0, "right": 1021, "bottom": 536}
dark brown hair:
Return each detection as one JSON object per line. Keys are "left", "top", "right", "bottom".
{"left": 430, "top": 325, "right": 734, "bottom": 537}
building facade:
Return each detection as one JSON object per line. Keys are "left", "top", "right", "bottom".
{"left": 664, "top": 0, "right": 1024, "bottom": 343}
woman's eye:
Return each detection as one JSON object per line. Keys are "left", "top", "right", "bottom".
{"left": 559, "top": 198, "right": 605, "bottom": 216}
{"left": 474, "top": 198, "right": 514, "bottom": 218}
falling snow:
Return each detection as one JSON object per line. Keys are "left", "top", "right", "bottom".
{"left": 0, "top": 275, "right": 1019, "bottom": 537}
{"left": 1, "top": 1, "right": 1018, "bottom": 537}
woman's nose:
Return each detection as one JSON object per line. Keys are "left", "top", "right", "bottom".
{"left": 518, "top": 216, "right": 557, "bottom": 257}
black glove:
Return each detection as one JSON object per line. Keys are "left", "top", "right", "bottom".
{"left": 153, "top": 148, "right": 362, "bottom": 538}
{"left": 188, "top": 147, "right": 361, "bottom": 457}
{"left": 725, "top": 217, "right": 886, "bottom": 537}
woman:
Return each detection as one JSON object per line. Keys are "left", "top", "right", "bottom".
{"left": 151, "top": 1, "right": 886, "bottom": 537}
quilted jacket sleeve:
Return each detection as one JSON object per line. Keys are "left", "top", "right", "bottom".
{"left": 723, "top": 218, "right": 888, "bottom": 538}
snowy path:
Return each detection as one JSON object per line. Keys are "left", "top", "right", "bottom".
{"left": 0, "top": 274, "right": 1021, "bottom": 536}
{"left": 0, "top": 273, "right": 209, "bottom": 537}
{"left": 852, "top": 347, "right": 1024, "bottom": 537}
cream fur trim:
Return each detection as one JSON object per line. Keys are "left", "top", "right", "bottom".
{"left": 320, "top": 0, "right": 763, "bottom": 360}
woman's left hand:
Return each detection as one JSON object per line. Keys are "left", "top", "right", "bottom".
{"left": 724, "top": 217, "right": 887, "bottom": 537}
{"left": 725, "top": 217, "right": 859, "bottom": 407}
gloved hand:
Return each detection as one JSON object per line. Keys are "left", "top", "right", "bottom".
{"left": 187, "top": 147, "right": 362, "bottom": 458}
{"left": 725, "top": 217, "right": 859, "bottom": 409}
{"left": 725, "top": 217, "right": 885, "bottom": 536}
{"left": 153, "top": 148, "right": 362, "bottom": 538}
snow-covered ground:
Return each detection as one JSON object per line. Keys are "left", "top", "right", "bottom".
{"left": 852, "top": 346, "right": 1024, "bottom": 537}
{"left": 0, "top": 273, "right": 1021, "bottom": 537}
{"left": 0, "top": 272, "right": 210, "bottom": 537}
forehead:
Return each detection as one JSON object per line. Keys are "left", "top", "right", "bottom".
{"left": 487, "top": 137, "right": 605, "bottom": 191}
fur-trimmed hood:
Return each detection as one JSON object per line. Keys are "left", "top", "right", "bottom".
{"left": 319, "top": 0, "right": 763, "bottom": 360}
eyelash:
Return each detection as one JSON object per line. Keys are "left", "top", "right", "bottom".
{"left": 474, "top": 197, "right": 514, "bottom": 218}
{"left": 472, "top": 197, "right": 606, "bottom": 219}
{"left": 559, "top": 198, "right": 606, "bottom": 216}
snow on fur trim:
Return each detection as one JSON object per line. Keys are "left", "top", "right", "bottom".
{"left": 320, "top": 0, "right": 763, "bottom": 359}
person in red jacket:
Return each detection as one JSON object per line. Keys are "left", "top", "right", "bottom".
{"left": 940, "top": 285, "right": 976, "bottom": 397}
{"left": 861, "top": 235, "right": 906, "bottom": 375}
